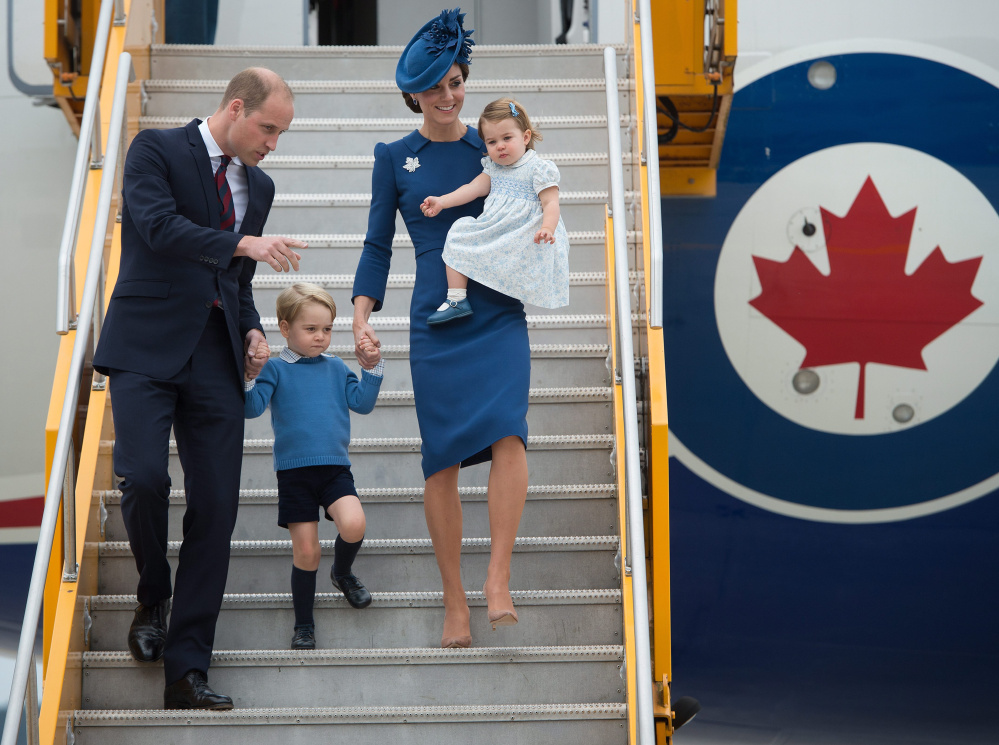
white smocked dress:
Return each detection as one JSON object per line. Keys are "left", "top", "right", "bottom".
{"left": 441, "top": 149, "right": 570, "bottom": 308}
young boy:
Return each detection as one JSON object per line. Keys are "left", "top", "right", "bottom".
{"left": 244, "top": 282, "right": 383, "bottom": 650}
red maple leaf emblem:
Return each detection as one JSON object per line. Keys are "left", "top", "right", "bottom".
{"left": 749, "top": 176, "right": 983, "bottom": 419}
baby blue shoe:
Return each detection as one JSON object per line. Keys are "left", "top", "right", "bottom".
{"left": 427, "top": 298, "right": 473, "bottom": 325}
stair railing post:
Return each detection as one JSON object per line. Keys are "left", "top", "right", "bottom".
{"left": 604, "top": 45, "right": 657, "bottom": 745}
{"left": 62, "top": 440, "right": 78, "bottom": 582}
{"left": 24, "top": 654, "right": 39, "bottom": 745}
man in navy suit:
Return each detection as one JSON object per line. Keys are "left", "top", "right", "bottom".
{"left": 93, "top": 67, "right": 305, "bottom": 709}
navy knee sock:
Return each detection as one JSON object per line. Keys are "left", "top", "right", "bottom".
{"left": 291, "top": 566, "right": 317, "bottom": 627}
{"left": 332, "top": 535, "right": 363, "bottom": 578}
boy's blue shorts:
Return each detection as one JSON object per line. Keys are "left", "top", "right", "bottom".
{"left": 275, "top": 464, "right": 357, "bottom": 528}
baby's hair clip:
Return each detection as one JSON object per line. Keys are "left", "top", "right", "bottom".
{"left": 509, "top": 102, "right": 519, "bottom": 117}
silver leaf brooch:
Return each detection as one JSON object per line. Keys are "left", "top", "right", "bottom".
{"left": 403, "top": 157, "right": 420, "bottom": 173}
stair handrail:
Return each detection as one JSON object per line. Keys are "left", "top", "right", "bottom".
{"left": 55, "top": 0, "right": 125, "bottom": 335}
{"left": 2, "top": 50, "right": 133, "bottom": 745}
{"left": 603, "top": 46, "right": 657, "bottom": 745}
{"left": 636, "top": 0, "right": 664, "bottom": 329}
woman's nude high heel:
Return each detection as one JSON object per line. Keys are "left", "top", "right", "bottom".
{"left": 441, "top": 634, "right": 473, "bottom": 649}
{"left": 488, "top": 608, "right": 519, "bottom": 630}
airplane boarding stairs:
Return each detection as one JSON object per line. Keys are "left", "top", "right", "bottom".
{"left": 72, "top": 42, "right": 646, "bottom": 743}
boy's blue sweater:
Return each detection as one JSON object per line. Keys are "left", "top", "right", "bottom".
{"left": 244, "top": 352, "right": 382, "bottom": 471}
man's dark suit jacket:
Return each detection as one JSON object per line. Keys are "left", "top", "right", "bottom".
{"left": 94, "top": 119, "right": 272, "bottom": 379}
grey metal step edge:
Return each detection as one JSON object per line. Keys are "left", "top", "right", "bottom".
{"left": 100, "top": 482, "right": 617, "bottom": 504}
{"left": 258, "top": 315, "right": 635, "bottom": 330}
{"left": 272, "top": 190, "right": 628, "bottom": 205}
{"left": 74, "top": 702, "right": 627, "bottom": 725}
{"left": 140, "top": 114, "right": 632, "bottom": 130}
{"left": 144, "top": 78, "right": 634, "bottom": 93}
{"left": 152, "top": 42, "right": 628, "bottom": 56}
{"left": 89, "top": 588, "right": 623, "bottom": 611}
{"left": 99, "top": 535, "right": 620, "bottom": 557}
{"left": 253, "top": 270, "right": 639, "bottom": 288}
{"left": 84, "top": 645, "right": 624, "bottom": 667}
{"left": 97, "top": 434, "right": 615, "bottom": 456}
{"left": 254, "top": 229, "right": 639, "bottom": 246}
{"left": 261, "top": 152, "right": 637, "bottom": 168}
{"left": 261, "top": 343, "right": 610, "bottom": 359}
{"left": 371, "top": 387, "right": 613, "bottom": 405}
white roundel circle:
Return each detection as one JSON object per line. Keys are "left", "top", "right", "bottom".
{"left": 714, "top": 142, "right": 999, "bottom": 436}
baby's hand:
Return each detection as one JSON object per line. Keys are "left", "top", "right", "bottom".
{"left": 421, "top": 196, "right": 444, "bottom": 218}
{"left": 534, "top": 227, "right": 556, "bottom": 244}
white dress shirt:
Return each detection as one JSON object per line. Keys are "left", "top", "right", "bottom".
{"left": 199, "top": 117, "right": 249, "bottom": 233}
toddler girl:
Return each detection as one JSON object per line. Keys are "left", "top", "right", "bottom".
{"left": 420, "top": 97, "right": 570, "bottom": 324}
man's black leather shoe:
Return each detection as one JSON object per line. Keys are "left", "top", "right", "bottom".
{"left": 290, "top": 624, "right": 316, "bottom": 650}
{"left": 331, "top": 571, "right": 372, "bottom": 609}
{"left": 127, "top": 599, "right": 169, "bottom": 662}
{"left": 164, "top": 670, "right": 234, "bottom": 710}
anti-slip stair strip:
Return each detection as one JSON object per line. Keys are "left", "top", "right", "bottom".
{"left": 97, "top": 434, "right": 616, "bottom": 455}
{"left": 271, "top": 190, "right": 625, "bottom": 205}
{"left": 253, "top": 270, "right": 638, "bottom": 288}
{"left": 99, "top": 535, "right": 620, "bottom": 556}
{"left": 74, "top": 702, "right": 627, "bottom": 725}
{"left": 101, "top": 483, "right": 617, "bottom": 503}
{"left": 373, "top": 386, "right": 612, "bottom": 404}
{"left": 83, "top": 645, "right": 624, "bottom": 667}
{"left": 144, "top": 78, "right": 632, "bottom": 93}
{"left": 152, "top": 42, "right": 628, "bottom": 56}
{"left": 140, "top": 114, "right": 631, "bottom": 130}
{"left": 258, "top": 314, "right": 626, "bottom": 330}
{"left": 265, "top": 230, "right": 632, "bottom": 246}
{"left": 264, "top": 342, "right": 610, "bottom": 358}
{"left": 260, "top": 152, "right": 635, "bottom": 168}
{"left": 89, "top": 588, "right": 623, "bottom": 610}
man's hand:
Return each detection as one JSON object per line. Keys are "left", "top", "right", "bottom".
{"left": 244, "top": 328, "right": 270, "bottom": 380}
{"left": 235, "top": 235, "right": 307, "bottom": 272}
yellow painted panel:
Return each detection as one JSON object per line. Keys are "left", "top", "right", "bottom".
{"left": 660, "top": 166, "right": 716, "bottom": 197}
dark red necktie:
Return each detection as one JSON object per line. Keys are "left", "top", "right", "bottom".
{"left": 216, "top": 155, "right": 235, "bottom": 231}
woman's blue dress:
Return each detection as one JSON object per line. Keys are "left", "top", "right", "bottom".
{"left": 352, "top": 129, "right": 530, "bottom": 479}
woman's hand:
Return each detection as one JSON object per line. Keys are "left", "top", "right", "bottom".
{"left": 352, "top": 296, "right": 382, "bottom": 368}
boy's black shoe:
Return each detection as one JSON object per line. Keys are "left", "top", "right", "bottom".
{"left": 331, "top": 571, "right": 372, "bottom": 609}
{"left": 291, "top": 624, "right": 316, "bottom": 650}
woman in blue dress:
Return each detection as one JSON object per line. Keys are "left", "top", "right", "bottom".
{"left": 351, "top": 8, "right": 528, "bottom": 649}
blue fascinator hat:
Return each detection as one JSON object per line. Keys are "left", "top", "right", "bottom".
{"left": 396, "top": 8, "right": 475, "bottom": 94}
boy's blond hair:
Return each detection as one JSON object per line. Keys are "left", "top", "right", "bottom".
{"left": 276, "top": 283, "right": 337, "bottom": 325}
{"left": 477, "top": 97, "right": 542, "bottom": 150}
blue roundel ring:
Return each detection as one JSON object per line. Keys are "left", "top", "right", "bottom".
{"left": 662, "top": 44, "right": 999, "bottom": 520}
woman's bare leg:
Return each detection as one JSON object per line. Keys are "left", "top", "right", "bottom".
{"left": 424, "top": 464, "right": 470, "bottom": 645}
{"left": 483, "top": 436, "right": 528, "bottom": 620}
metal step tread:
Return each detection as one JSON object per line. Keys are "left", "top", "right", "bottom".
{"left": 253, "top": 229, "right": 635, "bottom": 246}
{"left": 187, "top": 434, "right": 614, "bottom": 451}
{"left": 140, "top": 114, "right": 632, "bottom": 130}
{"left": 88, "top": 588, "right": 623, "bottom": 611}
{"left": 261, "top": 342, "right": 610, "bottom": 359}
{"left": 99, "top": 534, "right": 619, "bottom": 557}
{"left": 84, "top": 644, "right": 624, "bottom": 667}
{"left": 259, "top": 314, "right": 622, "bottom": 330}
{"left": 261, "top": 152, "right": 636, "bottom": 168}
{"left": 152, "top": 42, "right": 627, "bottom": 56}
{"left": 371, "top": 387, "right": 612, "bottom": 405}
{"left": 253, "top": 270, "right": 628, "bottom": 288}
{"left": 272, "top": 190, "right": 626, "bottom": 205}
{"left": 100, "top": 434, "right": 614, "bottom": 455}
{"left": 144, "top": 77, "right": 633, "bottom": 93}
{"left": 74, "top": 701, "right": 627, "bottom": 725}
{"left": 101, "top": 482, "right": 617, "bottom": 504}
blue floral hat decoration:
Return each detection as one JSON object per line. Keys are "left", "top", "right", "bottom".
{"left": 396, "top": 8, "right": 475, "bottom": 94}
